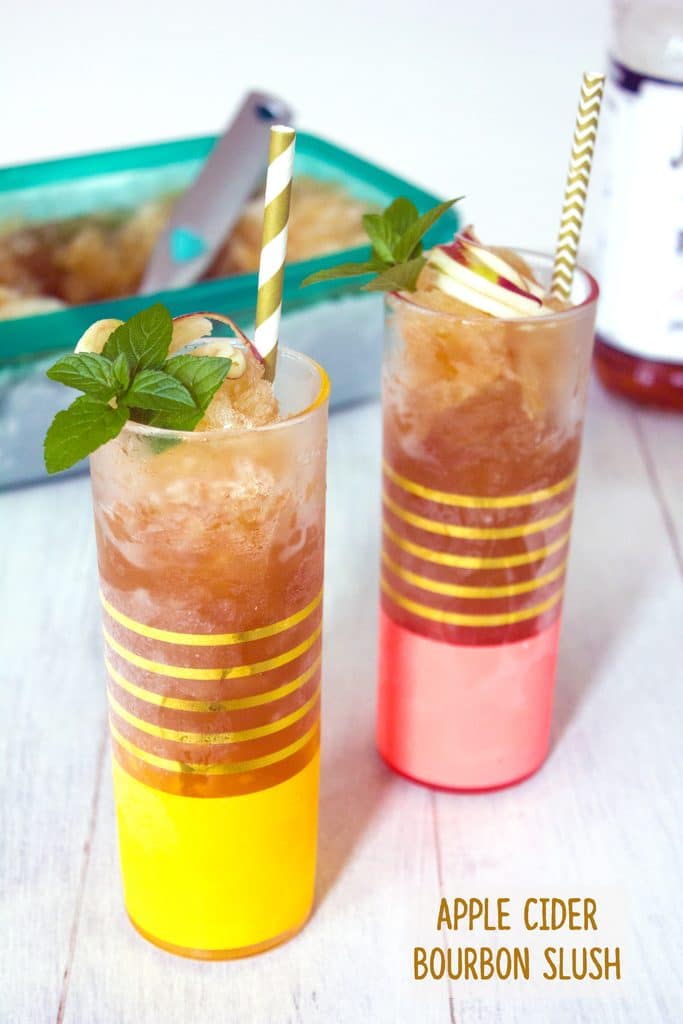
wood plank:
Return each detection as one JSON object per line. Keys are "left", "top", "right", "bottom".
{"left": 434, "top": 382, "right": 683, "bottom": 1023}
{"left": 0, "top": 474, "right": 106, "bottom": 1024}
{"left": 61, "top": 404, "right": 451, "bottom": 1024}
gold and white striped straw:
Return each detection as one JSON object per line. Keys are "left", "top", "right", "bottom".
{"left": 254, "top": 125, "right": 296, "bottom": 380}
{"left": 551, "top": 72, "right": 605, "bottom": 300}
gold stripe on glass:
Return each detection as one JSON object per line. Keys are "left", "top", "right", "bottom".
{"left": 100, "top": 589, "right": 322, "bottom": 645}
{"left": 382, "top": 521, "right": 571, "bottom": 569}
{"left": 110, "top": 720, "right": 319, "bottom": 776}
{"left": 383, "top": 492, "right": 573, "bottom": 539}
{"left": 104, "top": 624, "right": 322, "bottom": 680}
{"left": 105, "top": 655, "right": 321, "bottom": 712}
{"left": 383, "top": 461, "right": 577, "bottom": 508}
{"left": 382, "top": 550, "right": 567, "bottom": 598}
{"left": 108, "top": 685, "right": 320, "bottom": 744}
{"left": 381, "top": 576, "right": 563, "bottom": 627}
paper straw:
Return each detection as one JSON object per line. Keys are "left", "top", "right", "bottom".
{"left": 551, "top": 72, "right": 605, "bottom": 300}
{"left": 253, "top": 125, "right": 296, "bottom": 380}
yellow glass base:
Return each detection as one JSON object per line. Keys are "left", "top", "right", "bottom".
{"left": 113, "top": 752, "right": 319, "bottom": 955}
{"left": 128, "top": 911, "right": 310, "bottom": 961}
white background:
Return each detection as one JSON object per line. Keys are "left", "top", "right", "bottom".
{"left": 3, "top": 0, "right": 609, "bottom": 250}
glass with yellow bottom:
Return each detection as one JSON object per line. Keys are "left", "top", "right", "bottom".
{"left": 112, "top": 754, "right": 320, "bottom": 957}
{"left": 90, "top": 350, "right": 329, "bottom": 957}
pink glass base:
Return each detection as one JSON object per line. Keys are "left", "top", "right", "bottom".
{"left": 376, "top": 610, "right": 561, "bottom": 790}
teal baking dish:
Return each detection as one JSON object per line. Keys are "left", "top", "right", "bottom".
{"left": 0, "top": 132, "right": 459, "bottom": 488}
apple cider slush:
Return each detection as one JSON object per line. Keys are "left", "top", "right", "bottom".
{"left": 42, "top": 302, "right": 329, "bottom": 958}
{"left": 376, "top": 233, "right": 599, "bottom": 790}
{"left": 91, "top": 339, "right": 328, "bottom": 957}
{"left": 92, "top": 339, "right": 328, "bottom": 957}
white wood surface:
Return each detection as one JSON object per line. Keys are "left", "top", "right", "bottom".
{"left": 1, "top": 380, "right": 682, "bottom": 1024}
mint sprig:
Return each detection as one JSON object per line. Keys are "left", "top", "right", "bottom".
{"left": 44, "top": 397, "right": 130, "bottom": 474}
{"left": 364, "top": 257, "right": 429, "bottom": 293}
{"left": 43, "top": 303, "right": 233, "bottom": 474}
{"left": 302, "top": 195, "right": 462, "bottom": 292}
{"left": 102, "top": 304, "right": 174, "bottom": 373}
{"left": 149, "top": 355, "right": 235, "bottom": 431}
{"left": 123, "top": 369, "right": 198, "bottom": 413}
{"left": 47, "top": 353, "right": 119, "bottom": 401}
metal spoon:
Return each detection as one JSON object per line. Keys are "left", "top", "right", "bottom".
{"left": 139, "top": 90, "right": 294, "bottom": 294}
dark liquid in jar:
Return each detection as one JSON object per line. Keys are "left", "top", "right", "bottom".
{"left": 594, "top": 336, "right": 683, "bottom": 411}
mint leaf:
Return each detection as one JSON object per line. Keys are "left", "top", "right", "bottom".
{"left": 382, "top": 197, "right": 420, "bottom": 238}
{"left": 113, "top": 352, "right": 130, "bottom": 391}
{"left": 151, "top": 355, "right": 232, "bottom": 429}
{"left": 46, "top": 353, "right": 118, "bottom": 401}
{"left": 43, "top": 396, "right": 129, "bottom": 473}
{"left": 362, "top": 200, "right": 422, "bottom": 262}
{"left": 164, "top": 355, "right": 232, "bottom": 406}
{"left": 363, "top": 257, "right": 427, "bottom": 293}
{"left": 302, "top": 259, "right": 387, "bottom": 287}
{"left": 42, "top": 303, "right": 236, "bottom": 470}
{"left": 148, "top": 408, "right": 204, "bottom": 432}
{"left": 393, "top": 198, "right": 463, "bottom": 263}
{"left": 102, "top": 303, "right": 172, "bottom": 374}
{"left": 123, "top": 369, "right": 197, "bottom": 413}
{"left": 300, "top": 195, "right": 461, "bottom": 293}
{"left": 362, "top": 213, "right": 398, "bottom": 263}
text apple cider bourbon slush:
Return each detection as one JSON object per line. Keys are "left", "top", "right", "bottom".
{"left": 44, "top": 308, "right": 329, "bottom": 957}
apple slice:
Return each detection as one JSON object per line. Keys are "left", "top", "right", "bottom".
{"left": 189, "top": 338, "right": 246, "bottom": 379}
{"left": 168, "top": 314, "right": 214, "bottom": 355}
{"left": 442, "top": 238, "right": 543, "bottom": 305}
{"left": 171, "top": 311, "right": 260, "bottom": 377}
{"left": 458, "top": 227, "right": 546, "bottom": 301}
{"left": 75, "top": 310, "right": 255, "bottom": 381}
{"left": 429, "top": 246, "right": 547, "bottom": 317}
{"left": 430, "top": 269, "right": 535, "bottom": 318}
{"left": 74, "top": 318, "right": 123, "bottom": 353}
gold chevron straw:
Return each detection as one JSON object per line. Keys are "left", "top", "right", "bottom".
{"left": 551, "top": 72, "right": 605, "bottom": 300}
{"left": 254, "top": 125, "right": 296, "bottom": 380}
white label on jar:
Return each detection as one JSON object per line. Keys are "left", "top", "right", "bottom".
{"left": 595, "top": 60, "right": 683, "bottom": 363}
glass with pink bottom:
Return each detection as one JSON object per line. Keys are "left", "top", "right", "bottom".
{"left": 377, "top": 253, "right": 598, "bottom": 789}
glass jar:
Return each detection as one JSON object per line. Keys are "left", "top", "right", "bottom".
{"left": 593, "top": 0, "right": 683, "bottom": 409}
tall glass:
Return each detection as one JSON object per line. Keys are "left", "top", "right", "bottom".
{"left": 90, "top": 349, "right": 329, "bottom": 958}
{"left": 377, "top": 254, "right": 598, "bottom": 790}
